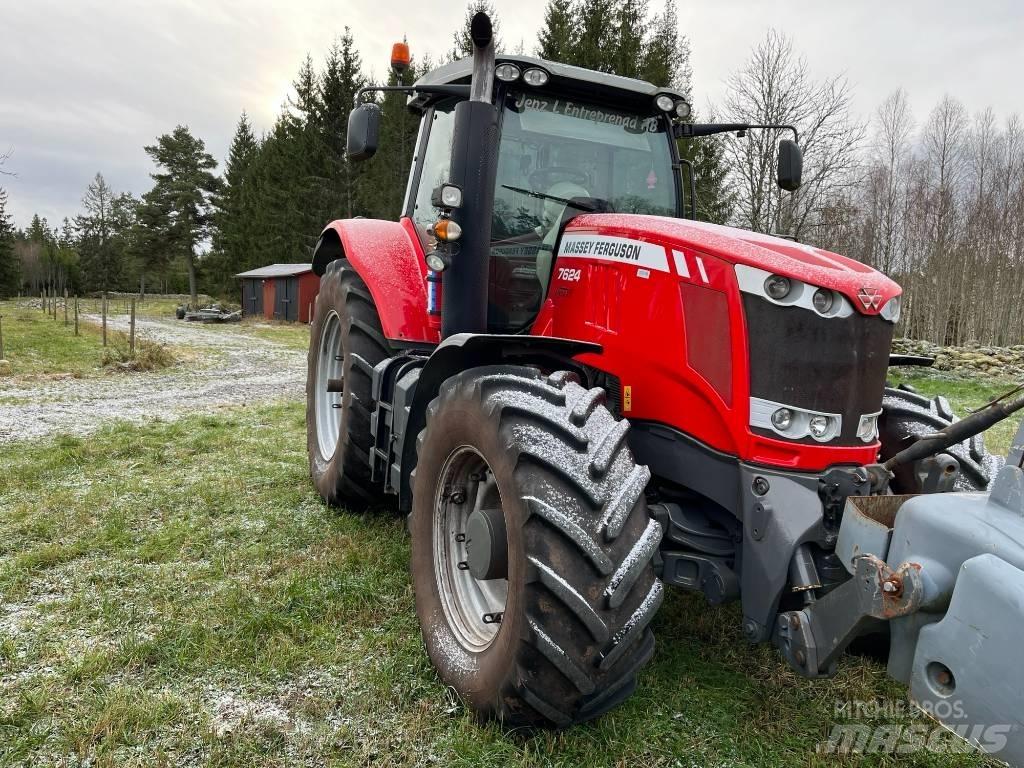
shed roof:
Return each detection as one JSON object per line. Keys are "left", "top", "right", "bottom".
{"left": 235, "top": 263, "right": 313, "bottom": 279}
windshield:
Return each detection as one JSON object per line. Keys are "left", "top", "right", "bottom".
{"left": 493, "top": 91, "right": 677, "bottom": 240}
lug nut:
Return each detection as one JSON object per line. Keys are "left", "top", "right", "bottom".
{"left": 450, "top": 490, "right": 467, "bottom": 504}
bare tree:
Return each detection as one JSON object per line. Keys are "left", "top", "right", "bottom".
{"left": 0, "top": 146, "right": 13, "bottom": 177}
{"left": 720, "top": 30, "right": 865, "bottom": 240}
{"left": 866, "top": 90, "right": 915, "bottom": 274}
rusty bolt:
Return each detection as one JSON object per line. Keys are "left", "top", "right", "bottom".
{"left": 935, "top": 668, "right": 953, "bottom": 687}
{"left": 789, "top": 614, "right": 801, "bottom": 630}
{"left": 794, "top": 649, "right": 806, "bottom": 667}
{"left": 882, "top": 576, "right": 903, "bottom": 596}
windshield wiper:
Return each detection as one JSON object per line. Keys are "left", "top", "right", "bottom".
{"left": 501, "top": 185, "right": 601, "bottom": 211}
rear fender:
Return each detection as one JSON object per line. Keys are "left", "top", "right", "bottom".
{"left": 313, "top": 218, "right": 439, "bottom": 345}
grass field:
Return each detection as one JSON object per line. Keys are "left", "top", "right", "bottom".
{"left": 0, "top": 300, "right": 308, "bottom": 384}
{"left": 0, "top": 301, "right": 123, "bottom": 379}
{"left": 1, "top": 370, "right": 1013, "bottom": 766}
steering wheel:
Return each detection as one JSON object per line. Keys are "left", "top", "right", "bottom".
{"left": 528, "top": 166, "right": 590, "bottom": 190}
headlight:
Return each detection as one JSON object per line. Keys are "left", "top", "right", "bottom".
{"left": 881, "top": 295, "right": 901, "bottom": 323}
{"left": 771, "top": 408, "right": 793, "bottom": 431}
{"left": 808, "top": 415, "right": 829, "bottom": 439}
{"left": 495, "top": 63, "right": 520, "bottom": 82}
{"left": 655, "top": 94, "right": 675, "bottom": 112}
{"left": 675, "top": 101, "right": 691, "bottom": 118}
{"left": 812, "top": 288, "right": 834, "bottom": 314}
{"left": 764, "top": 274, "right": 792, "bottom": 300}
{"left": 425, "top": 251, "right": 450, "bottom": 272}
{"left": 857, "top": 412, "right": 880, "bottom": 442}
{"left": 751, "top": 397, "right": 842, "bottom": 442}
{"left": 522, "top": 68, "right": 549, "bottom": 87}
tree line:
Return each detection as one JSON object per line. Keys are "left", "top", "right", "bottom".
{"left": 1, "top": 0, "right": 1021, "bottom": 346}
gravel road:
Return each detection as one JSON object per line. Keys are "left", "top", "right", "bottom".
{"left": 0, "top": 316, "right": 306, "bottom": 443}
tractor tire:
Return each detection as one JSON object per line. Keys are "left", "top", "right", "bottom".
{"left": 879, "top": 385, "right": 1004, "bottom": 493}
{"left": 410, "top": 365, "right": 663, "bottom": 727}
{"left": 306, "top": 259, "right": 392, "bottom": 508}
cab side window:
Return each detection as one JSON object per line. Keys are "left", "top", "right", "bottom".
{"left": 412, "top": 104, "right": 457, "bottom": 239}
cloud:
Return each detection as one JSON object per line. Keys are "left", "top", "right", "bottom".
{"left": 2, "top": 0, "right": 1021, "bottom": 229}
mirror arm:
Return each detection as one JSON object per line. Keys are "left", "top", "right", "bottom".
{"left": 746, "top": 124, "right": 799, "bottom": 144}
{"left": 355, "top": 84, "right": 472, "bottom": 106}
{"left": 676, "top": 122, "right": 799, "bottom": 144}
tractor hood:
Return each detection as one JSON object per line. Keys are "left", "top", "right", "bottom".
{"left": 565, "top": 213, "right": 902, "bottom": 315}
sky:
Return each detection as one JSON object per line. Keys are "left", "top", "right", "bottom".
{"left": 2, "top": 0, "right": 1022, "bottom": 230}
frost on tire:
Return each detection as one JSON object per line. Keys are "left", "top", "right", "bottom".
{"left": 306, "top": 258, "right": 393, "bottom": 507}
{"left": 409, "top": 365, "right": 663, "bottom": 727}
{"left": 879, "top": 385, "right": 1004, "bottom": 493}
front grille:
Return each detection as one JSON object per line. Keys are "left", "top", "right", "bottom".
{"left": 743, "top": 295, "right": 893, "bottom": 446}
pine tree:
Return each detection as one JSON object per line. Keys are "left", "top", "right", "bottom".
{"left": 537, "top": 0, "right": 577, "bottom": 60}
{"left": 76, "top": 173, "right": 123, "bottom": 292}
{"left": 132, "top": 188, "right": 174, "bottom": 296}
{"left": 641, "top": 0, "right": 690, "bottom": 93}
{"left": 452, "top": 1, "right": 503, "bottom": 59}
{"left": 574, "top": 0, "right": 618, "bottom": 71}
{"left": 357, "top": 60, "right": 421, "bottom": 220}
{"left": 210, "top": 112, "right": 259, "bottom": 292}
{"left": 0, "top": 188, "right": 19, "bottom": 298}
{"left": 144, "top": 127, "right": 221, "bottom": 306}
{"left": 679, "top": 133, "right": 735, "bottom": 224}
{"left": 612, "top": 0, "right": 648, "bottom": 79}
{"left": 319, "top": 30, "right": 366, "bottom": 219}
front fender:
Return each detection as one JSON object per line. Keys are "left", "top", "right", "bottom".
{"left": 314, "top": 217, "right": 439, "bottom": 345}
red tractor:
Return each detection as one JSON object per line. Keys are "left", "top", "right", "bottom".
{"left": 306, "top": 13, "right": 1024, "bottom": 755}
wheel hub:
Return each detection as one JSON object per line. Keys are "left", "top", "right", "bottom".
{"left": 314, "top": 310, "right": 343, "bottom": 460}
{"left": 466, "top": 505, "right": 508, "bottom": 581}
{"left": 433, "top": 446, "right": 509, "bottom": 652}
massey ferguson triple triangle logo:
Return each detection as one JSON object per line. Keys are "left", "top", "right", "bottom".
{"left": 857, "top": 286, "right": 883, "bottom": 311}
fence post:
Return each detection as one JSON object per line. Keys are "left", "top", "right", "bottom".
{"left": 74, "top": 296, "right": 79, "bottom": 336}
{"left": 0, "top": 314, "right": 5, "bottom": 361}
{"left": 102, "top": 293, "right": 107, "bottom": 347}
{"left": 129, "top": 298, "right": 136, "bottom": 353}
{"left": 63, "top": 290, "right": 68, "bottom": 326}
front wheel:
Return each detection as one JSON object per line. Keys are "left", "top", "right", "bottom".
{"left": 410, "top": 366, "right": 662, "bottom": 726}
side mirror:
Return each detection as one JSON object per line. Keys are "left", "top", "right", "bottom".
{"left": 346, "top": 103, "right": 381, "bottom": 162}
{"left": 777, "top": 139, "right": 803, "bottom": 191}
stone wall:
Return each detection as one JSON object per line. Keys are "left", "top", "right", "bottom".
{"left": 892, "top": 338, "right": 1024, "bottom": 380}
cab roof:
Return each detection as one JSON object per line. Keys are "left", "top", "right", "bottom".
{"left": 409, "top": 54, "right": 687, "bottom": 115}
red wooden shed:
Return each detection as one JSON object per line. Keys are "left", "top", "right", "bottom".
{"left": 236, "top": 264, "right": 320, "bottom": 323}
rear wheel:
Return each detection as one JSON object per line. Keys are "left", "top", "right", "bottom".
{"left": 410, "top": 366, "right": 662, "bottom": 726}
{"left": 306, "top": 259, "right": 392, "bottom": 507}
{"left": 879, "top": 385, "right": 1004, "bottom": 493}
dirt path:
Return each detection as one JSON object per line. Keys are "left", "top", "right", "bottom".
{"left": 0, "top": 316, "right": 306, "bottom": 443}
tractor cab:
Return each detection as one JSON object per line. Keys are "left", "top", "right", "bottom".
{"left": 350, "top": 54, "right": 691, "bottom": 333}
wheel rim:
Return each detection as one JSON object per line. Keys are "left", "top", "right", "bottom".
{"left": 434, "top": 446, "right": 509, "bottom": 652}
{"left": 315, "top": 310, "right": 343, "bottom": 461}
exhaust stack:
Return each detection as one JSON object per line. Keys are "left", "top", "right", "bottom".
{"left": 440, "top": 12, "right": 499, "bottom": 338}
